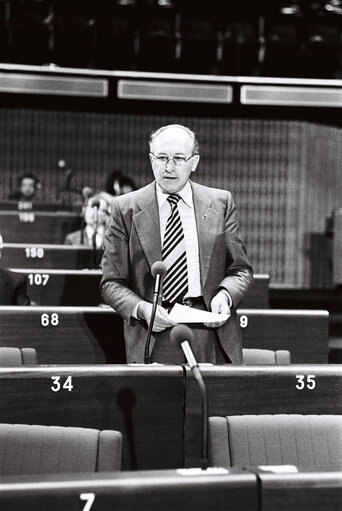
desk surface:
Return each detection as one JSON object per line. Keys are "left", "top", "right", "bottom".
{"left": 0, "top": 469, "right": 258, "bottom": 511}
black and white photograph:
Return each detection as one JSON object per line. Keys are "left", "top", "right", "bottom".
{"left": 0, "top": 0, "right": 341, "bottom": 509}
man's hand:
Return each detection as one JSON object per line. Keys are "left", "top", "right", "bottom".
{"left": 204, "top": 291, "right": 231, "bottom": 328}
{"left": 137, "top": 301, "right": 177, "bottom": 332}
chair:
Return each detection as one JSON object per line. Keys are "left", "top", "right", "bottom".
{"left": 208, "top": 414, "right": 342, "bottom": 468}
{"left": 0, "top": 347, "right": 38, "bottom": 366}
{"left": 0, "top": 423, "right": 122, "bottom": 475}
{"left": 242, "top": 348, "right": 291, "bottom": 365}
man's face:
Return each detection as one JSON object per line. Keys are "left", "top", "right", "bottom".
{"left": 20, "top": 178, "right": 36, "bottom": 199}
{"left": 150, "top": 127, "right": 199, "bottom": 194}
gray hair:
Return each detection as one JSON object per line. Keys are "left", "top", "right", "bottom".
{"left": 149, "top": 124, "right": 200, "bottom": 154}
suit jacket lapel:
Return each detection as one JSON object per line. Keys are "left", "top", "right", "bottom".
{"left": 133, "top": 182, "right": 162, "bottom": 269}
{"left": 191, "top": 181, "right": 220, "bottom": 292}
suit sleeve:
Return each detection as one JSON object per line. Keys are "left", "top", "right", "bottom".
{"left": 217, "top": 191, "right": 254, "bottom": 308}
{"left": 100, "top": 199, "right": 143, "bottom": 321}
{"left": 14, "top": 274, "right": 31, "bottom": 306}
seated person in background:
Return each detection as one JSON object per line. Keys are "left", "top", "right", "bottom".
{"left": 64, "top": 194, "right": 110, "bottom": 248}
{"left": 0, "top": 234, "right": 30, "bottom": 305}
{"left": 119, "top": 176, "right": 136, "bottom": 195}
{"left": 9, "top": 174, "right": 41, "bottom": 209}
{"left": 101, "top": 171, "right": 136, "bottom": 204}
{"left": 104, "top": 170, "right": 122, "bottom": 197}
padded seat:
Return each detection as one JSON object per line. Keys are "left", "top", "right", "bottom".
{"left": 242, "top": 348, "right": 291, "bottom": 365}
{"left": 0, "top": 423, "right": 122, "bottom": 475}
{"left": 0, "top": 347, "right": 37, "bottom": 366}
{"left": 209, "top": 414, "right": 342, "bottom": 468}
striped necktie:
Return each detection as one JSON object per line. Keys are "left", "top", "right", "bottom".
{"left": 162, "top": 194, "right": 188, "bottom": 304}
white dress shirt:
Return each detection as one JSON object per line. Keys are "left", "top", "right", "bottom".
{"left": 85, "top": 225, "right": 104, "bottom": 248}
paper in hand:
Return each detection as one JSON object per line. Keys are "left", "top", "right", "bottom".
{"left": 168, "top": 303, "right": 230, "bottom": 323}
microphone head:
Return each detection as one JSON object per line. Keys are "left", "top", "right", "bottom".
{"left": 151, "top": 261, "right": 167, "bottom": 278}
{"left": 170, "top": 324, "right": 194, "bottom": 345}
{"left": 82, "top": 186, "right": 93, "bottom": 200}
{"left": 90, "top": 198, "right": 101, "bottom": 209}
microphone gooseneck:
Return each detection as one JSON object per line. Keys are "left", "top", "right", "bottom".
{"left": 144, "top": 261, "right": 167, "bottom": 364}
{"left": 171, "top": 325, "right": 209, "bottom": 470}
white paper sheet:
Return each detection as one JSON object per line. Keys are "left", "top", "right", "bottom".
{"left": 168, "top": 303, "right": 230, "bottom": 323}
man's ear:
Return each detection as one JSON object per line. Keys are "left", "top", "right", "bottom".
{"left": 191, "top": 154, "right": 200, "bottom": 173}
{"left": 149, "top": 153, "right": 154, "bottom": 166}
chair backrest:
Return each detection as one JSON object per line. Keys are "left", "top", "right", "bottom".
{"left": 209, "top": 414, "right": 342, "bottom": 468}
{"left": 0, "top": 347, "right": 38, "bottom": 366}
{"left": 0, "top": 423, "right": 122, "bottom": 475}
{"left": 242, "top": 348, "right": 291, "bottom": 365}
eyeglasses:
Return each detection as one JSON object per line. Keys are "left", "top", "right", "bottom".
{"left": 150, "top": 153, "right": 196, "bottom": 167}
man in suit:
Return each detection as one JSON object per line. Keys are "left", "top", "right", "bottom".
{"left": 101, "top": 124, "right": 253, "bottom": 364}
{"left": 0, "top": 234, "right": 30, "bottom": 305}
{"left": 65, "top": 194, "right": 111, "bottom": 247}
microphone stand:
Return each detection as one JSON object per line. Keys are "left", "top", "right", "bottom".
{"left": 92, "top": 206, "right": 98, "bottom": 268}
{"left": 180, "top": 340, "right": 208, "bottom": 470}
{"left": 144, "top": 273, "right": 162, "bottom": 364}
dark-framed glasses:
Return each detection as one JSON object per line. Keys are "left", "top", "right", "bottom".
{"left": 150, "top": 153, "right": 197, "bottom": 167}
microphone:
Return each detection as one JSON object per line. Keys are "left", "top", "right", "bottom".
{"left": 80, "top": 187, "right": 93, "bottom": 245}
{"left": 151, "top": 261, "right": 167, "bottom": 304}
{"left": 82, "top": 186, "right": 93, "bottom": 203}
{"left": 170, "top": 325, "right": 209, "bottom": 470}
{"left": 144, "top": 261, "right": 167, "bottom": 364}
{"left": 62, "top": 169, "right": 74, "bottom": 192}
{"left": 90, "top": 198, "right": 100, "bottom": 267}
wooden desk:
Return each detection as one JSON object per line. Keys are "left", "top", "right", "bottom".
{"left": 256, "top": 468, "right": 342, "bottom": 511}
{"left": 0, "top": 211, "right": 81, "bottom": 244}
{"left": 0, "top": 366, "right": 185, "bottom": 471}
{"left": 0, "top": 307, "right": 329, "bottom": 364}
{"left": 0, "top": 470, "right": 258, "bottom": 511}
{"left": 1, "top": 244, "right": 103, "bottom": 270}
{"left": 12, "top": 269, "right": 267, "bottom": 308}
{"left": 184, "top": 366, "right": 342, "bottom": 467}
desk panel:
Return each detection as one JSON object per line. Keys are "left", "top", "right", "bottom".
{"left": 257, "top": 468, "right": 342, "bottom": 511}
{"left": 0, "top": 470, "right": 258, "bottom": 511}
{"left": 11, "top": 269, "right": 103, "bottom": 306}
{"left": 184, "top": 366, "right": 342, "bottom": 467}
{"left": 239, "top": 309, "right": 329, "bottom": 363}
{"left": 0, "top": 307, "right": 329, "bottom": 365}
{"left": 0, "top": 211, "right": 81, "bottom": 244}
{"left": 1, "top": 244, "right": 103, "bottom": 269}
{"left": 0, "top": 366, "right": 185, "bottom": 471}
{"left": 0, "top": 306, "right": 124, "bottom": 364}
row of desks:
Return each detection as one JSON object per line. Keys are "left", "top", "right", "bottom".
{"left": 0, "top": 366, "right": 340, "bottom": 470}
{"left": 0, "top": 306, "right": 329, "bottom": 363}
{"left": 0, "top": 468, "right": 340, "bottom": 511}
{"left": 0, "top": 211, "right": 81, "bottom": 244}
{"left": 2, "top": 244, "right": 103, "bottom": 270}
{"left": 11, "top": 269, "right": 270, "bottom": 308}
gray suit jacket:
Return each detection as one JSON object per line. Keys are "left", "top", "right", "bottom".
{"left": 101, "top": 181, "right": 253, "bottom": 364}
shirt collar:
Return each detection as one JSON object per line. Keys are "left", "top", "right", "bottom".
{"left": 156, "top": 181, "right": 193, "bottom": 209}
